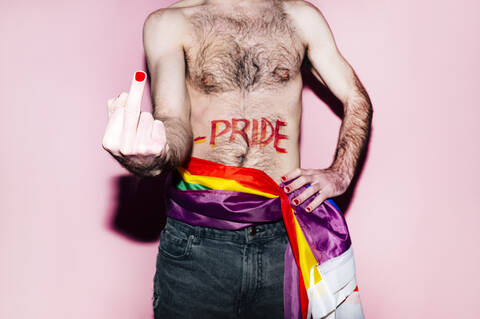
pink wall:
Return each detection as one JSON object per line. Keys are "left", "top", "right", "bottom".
{"left": 1, "top": 0, "right": 478, "bottom": 318}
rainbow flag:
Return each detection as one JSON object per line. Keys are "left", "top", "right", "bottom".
{"left": 165, "top": 157, "right": 358, "bottom": 319}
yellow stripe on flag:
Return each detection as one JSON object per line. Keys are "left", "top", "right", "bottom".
{"left": 178, "top": 168, "right": 278, "bottom": 199}
{"left": 293, "top": 210, "right": 322, "bottom": 288}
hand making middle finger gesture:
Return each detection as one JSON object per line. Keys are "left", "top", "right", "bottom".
{"left": 102, "top": 71, "right": 168, "bottom": 176}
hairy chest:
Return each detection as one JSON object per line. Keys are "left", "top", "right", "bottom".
{"left": 183, "top": 5, "right": 305, "bottom": 94}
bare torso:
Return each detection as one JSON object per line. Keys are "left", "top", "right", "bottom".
{"left": 168, "top": 0, "right": 306, "bottom": 182}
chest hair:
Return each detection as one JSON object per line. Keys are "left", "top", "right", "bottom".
{"left": 184, "top": 3, "right": 305, "bottom": 94}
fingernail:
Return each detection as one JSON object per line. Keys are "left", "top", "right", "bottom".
{"left": 135, "top": 71, "right": 146, "bottom": 82}
{"left": 285, "top": 187, "right": 290, "bottom": 192}
{"left": 293, "top": 199, "right": 299, "bottom": 205}
{"left": 281, "top": 176, "right": 286, "bottom": 181}
{"left": 306, "top": 207, "right": 311, "bottom": 212}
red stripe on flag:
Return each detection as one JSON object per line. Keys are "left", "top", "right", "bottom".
{"left": 185, "top": 157, "right": 281, "bottom": 195}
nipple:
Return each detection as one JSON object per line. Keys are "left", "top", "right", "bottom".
{"left": 274, "top": 67, "right": 290, "bottom": 81}
{"left": 201, "top": 73, "right": 212, "bottom": 86}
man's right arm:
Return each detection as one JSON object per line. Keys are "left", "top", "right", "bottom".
{"left": 142, "top": 9, "right": 193, "bottom": 172}
{"left": 102, "top": 9, "right": 192, "bottom": 177}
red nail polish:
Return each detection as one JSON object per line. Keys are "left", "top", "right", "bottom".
{"left": 135, "top": 71, "right": 146, "bottom": 82}
{"left": 306, "top": 207, "right": 311, "bottom": 212}
{"left": 293, "top": 199, "right": 299, "bottom": 205}
{"left": 285, "top": 187, "right": 290, "bottom": 192}
{"left": 281, "top": 176, "right": 286, "bottom": 181}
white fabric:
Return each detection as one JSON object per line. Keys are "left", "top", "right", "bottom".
{"left": 335, "top": 292, "right": 365, "bottom": 319}
{"left": 306, "top": 246, "right": 359, "bottom": 319}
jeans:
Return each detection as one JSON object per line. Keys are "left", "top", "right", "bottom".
{"left": 153, "top": 217, "right": 289, "bottom": 319}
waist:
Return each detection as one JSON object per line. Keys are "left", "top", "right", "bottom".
{"left": 166, "top": 188, "right": 283, "bottom": 230}
{"left": 165, "top": 216, "right": 287, "bottom": 244}
{"left": 165, "top": 157, "right": 286, "bottom": 230}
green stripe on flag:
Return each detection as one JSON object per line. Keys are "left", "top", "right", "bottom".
{"left": 176, "top": 178, "right": 211, "bottom": 191}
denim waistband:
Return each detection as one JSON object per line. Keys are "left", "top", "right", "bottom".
{"left": 165, "top": 216, "right": 287, "bottom": 244}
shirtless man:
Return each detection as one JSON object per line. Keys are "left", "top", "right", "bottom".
{"left": 103, "top": 0, "right": 372, "bottom": 317}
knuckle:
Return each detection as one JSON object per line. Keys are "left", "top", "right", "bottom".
{"left": 135, "top": 145, "right": 146, "bottom": 154}
{"left": 102, "top": 138, "right": 113, "bottom": 150}
{"left": 296, "top": 175, "right": 307, "bottom": 185}
{"left": 315, "top": 194, "right": 326, "bottom": 204}
{"left": 153, "top": 119, "right": 165, "bottom": 130}
{"left": 142, "top": 150, "right": 154, "bottom": 157}
{"left": 311, "top": 173, "right": 322, "bottom": 181}
{"left": 119, "top": 147, "right": 132, "bottom": 156}
{"left": 323, "top": 183, "right": 333, "bottom": 192}
{"left": 307, "top": 186, "right": 317, "bottom": 197}
{"left": 141, "top": 111, "right": 153, "bottom": 118}
{"left": 151, "top": 142, "right": 165, "bottom": 154}
{"left": 298, "top": 193, "right": 308, "bottom": 202}
{"left": 102, "top": 142, "right": 120, "bottom": 154}
{"left": 145, "top": 144, "right": 158, "bottom": 154}
{"left": 137, "top": 144, "right": 153, "bottom": 155}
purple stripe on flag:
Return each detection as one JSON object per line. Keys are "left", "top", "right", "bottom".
{"left": 283, "top": 184, "right": 352, "bottom": 263}
{"left": 166, "top": 186, "right": 283, "bottom": 230}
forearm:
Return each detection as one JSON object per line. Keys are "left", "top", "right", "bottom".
{"left": 330, "top": 76, "right": 373, "bottom": 184}
{"left": 156, "top": 116, "right": 193, "bottom": 171}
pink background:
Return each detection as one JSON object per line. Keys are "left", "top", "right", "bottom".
{"left": 1, "top": 0, "right": 479, "bottom": 318}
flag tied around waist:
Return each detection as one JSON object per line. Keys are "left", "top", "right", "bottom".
{"left": 165, "top": 157, "right": 358, "bottom": 319}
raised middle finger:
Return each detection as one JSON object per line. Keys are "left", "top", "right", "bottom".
{"left": 134, "top": 112, "right": 154, "bottom": 154}
{"left": 122, "top": 71, "right": 146, "bottom": 153}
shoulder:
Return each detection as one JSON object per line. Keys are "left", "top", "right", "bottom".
{"left": 143, "top": 0, "right": 207, "bottom": 40}
{"left": 282, "top": 0, "right": 324, "bottom": 20}
{"left": 282, "top": 0, "right": 333, "bottom": 46}
{"left": 143, "top": 6, "right": 191, "bottom": 50}
{"left": 282, "top": 1, "right": 329, "bottom": 31}
{"left": 142, "top": 8, "right": 190, "bottom": 62}
{"left": 144, "top": 0, "right": 205, "bottom": 20}
{"left": 144, "top": 6, "right": 185, "bottom": 31}
{"left": 167, "top": 0, "right": 205, "bottom": 8}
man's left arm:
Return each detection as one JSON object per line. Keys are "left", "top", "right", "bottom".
{"left": 283, "top": 1, "right": 373, "bottom": 212}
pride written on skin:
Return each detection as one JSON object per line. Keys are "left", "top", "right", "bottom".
{"left": 196, "top": 118, "right": 289, "bottom": 153}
